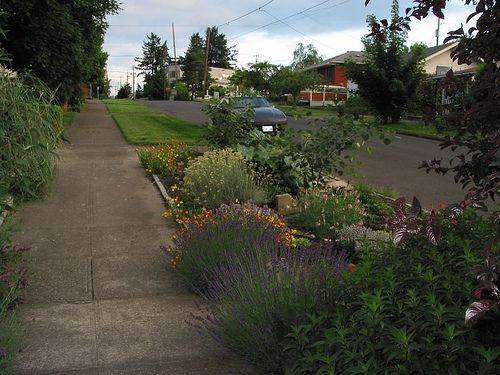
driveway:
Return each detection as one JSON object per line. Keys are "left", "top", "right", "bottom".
{"left": 138, "top": 100, "right": 472, "bottom": 208}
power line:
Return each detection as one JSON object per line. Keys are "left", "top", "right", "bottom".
{"left": 217, "top": 0, "right": 275, "bottom": 28}
{"left": 228, "top": 0, "right": 353, "bottom": 41}
{"left": 261, "top": 9, "right": 336, "bottom": 51}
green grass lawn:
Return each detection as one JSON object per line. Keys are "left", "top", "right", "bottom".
{"left": 63, "top": 111, "right": 77, "bottom": 128}
{"left": 382, "top": 121, "right": 455, "bottom": 139}
{"left": 274, "top": 104, "right": 336, "bottom": 118}
{"left": 103, "top": 99, "right": 208, "bottom": 145}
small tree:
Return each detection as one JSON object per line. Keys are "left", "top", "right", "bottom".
{"left": 270, "top": 67, "right": 321, "bottom": 103}
{"left": 116, "top": 83, "right": 131, "bottom": 99}
{"left": 347, "top": 0, "right": 425, "bottom": 124}
{"left": 182, "top": 33, "right": 206, "bottom": 98}
{"left": 135, "top": 33, "right": 169, "bottom": 100}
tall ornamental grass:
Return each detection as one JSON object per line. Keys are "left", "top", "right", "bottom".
{"left": 0, "top": 75, "right": 62, "bottom": 202}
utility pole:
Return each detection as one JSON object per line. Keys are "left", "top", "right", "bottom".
{"left": 132, "top": 65, "right": 136, "bottom": 100}
{"left": 435, "top": 18, "right": 441, "bottom": 46}
{"left": 203, "top": 27, "right": 211, "bottom": 96}
{"left": 172, "top": 23, "right": 178, "bottom": 82}
{"left": 254, "top": 54, "right": 259, "bottom": 64}
{"left": 90, "top": 83, "right": 93, "bottom": 99}
{"left": 126, "top": 72, "right": 129, "bottom": 85}
{"left": 163, "top": 44, "right": 167, "bottom": 100}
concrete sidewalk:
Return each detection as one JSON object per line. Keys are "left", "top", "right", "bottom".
{"left": 13, "top": 100, "right": 254, "bottom": 374}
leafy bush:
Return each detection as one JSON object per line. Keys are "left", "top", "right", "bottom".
{"left": 286, "top": 210, "right": 500, "bottom": 374}
{"left": 174, "top": 82, "right": 190, "bottom": 101}
{"left": 237, "top": 117, "right": 386, "bottom": 194}
{"left": 194, "top": 244, "right": 349, "bottom": 373}
{"left": 287, "top": 187, "right": 365, "bottom": 239}
{"left": 181, "top": 148, "right": 269, "bottom": 209}
{"left": 166, "top": 203, "right": 294, "bottom": 292}
{"left": 203, "top": 97, "right": 255, "bottom": 147}
{"left": 208, "top": 85, "right": 227, "bottom": 97}
{"left": 0, "top": 75, "right": 62, "bottom": 202}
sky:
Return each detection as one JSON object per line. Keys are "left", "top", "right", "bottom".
{"left": 103, "top": 0, "right": 473, "bottom": 94}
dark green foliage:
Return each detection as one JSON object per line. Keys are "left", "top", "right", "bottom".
{"left": 208, "top": 85, "right": 227, "bottom": 97}
{"left": 116, "top": 83, "right": 131, "bottom": 99}
{"left": 0, "top": 76, "right": 62, "bottom": 202}
{"left": 0, "top": 0, "right": 119, "bottom": 104}
{"left": 286, "top": 210, "right": 500, "bottom": 374}
{"left": 135, "top": 33, "right": 169, "bottom": 100}
{"left": 229, "top": 62, "right": 277, "bottom": 95}
{"left": 346, "top": 1, "right": 425, "bottom": 124}
{"left": 203, "top": 98, "right": 255, "bottom": 147}
{"left": 182, "top": 33, "right": 206, "bottom": 98}
{"left": 206, "top": 27, "right": 236, "bottom": 69}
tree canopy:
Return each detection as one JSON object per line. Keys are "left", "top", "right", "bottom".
{"left": 135, "top": 33, "right": 170, "bottom": 100}
{"left": 291, "top": 43, "right": 323, "bottom": 70}
{"left": 0, "top": 0, "right": 119, "bottom": 104}
{"left": 347, "top": 0, "right": 425, "bottom": 124}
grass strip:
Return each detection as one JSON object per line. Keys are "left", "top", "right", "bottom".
{"left": 104, "top": 99, "right": 208, "bottom": 145}
{"left": 63, "top": 111, "right": 76, "bottom": 128}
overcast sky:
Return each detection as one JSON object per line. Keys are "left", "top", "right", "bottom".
{"left": 103, "top": 0, "right": 472, "bottom": 93}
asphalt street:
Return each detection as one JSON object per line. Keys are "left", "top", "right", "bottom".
{"left": 139, "top": 99, "right": 471, "bottom": 208}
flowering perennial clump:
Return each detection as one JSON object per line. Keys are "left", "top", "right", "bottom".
{"left": 164, "top": 203, "right": 296, "bottom": 290}
{"left": 289, "top": 187, "right": 366, "bottom": 239}
{"left": 136, "top": 143, "right": 186, "bottom": 177}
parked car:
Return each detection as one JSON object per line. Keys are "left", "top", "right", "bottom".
{"left": 232, "top": 96, "right": 288, "bottom": 133}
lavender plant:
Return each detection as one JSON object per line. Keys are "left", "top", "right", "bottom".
{"left": 192, "top": 245, "right": 349, "bottom": 373}
{"left": 166, "top": 203, "right": 293, "bottom": 292}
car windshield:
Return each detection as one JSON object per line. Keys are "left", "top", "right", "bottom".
{"left": 234, "top": 97, "right": 271, "bottom": 108}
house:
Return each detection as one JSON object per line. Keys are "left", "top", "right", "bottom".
{"left": 417, "top": 42, "right": 478, "bottom": 76}
{"left": 167, "top": 65, "right": 235, "bottom": 88}
{"left": 299, "top": 51, "right": 365, "bottom": 106}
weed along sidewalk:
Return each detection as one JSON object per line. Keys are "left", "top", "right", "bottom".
{"left": 12, "top": 100, "right": 254, "bottom": 374}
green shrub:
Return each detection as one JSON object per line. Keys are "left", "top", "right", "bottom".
{"left": 167, "top": 203, "right": 292, "bottom": 292}
{"left": 203, "top": 97, "right": 255, "bottom": 148}
{"left": 286, "top": 210, "right": 500, "bottom": 374}
{"left": 0, "top": 76, "right": 62, "bottom": 202}
{"left": 181, "top": 148, "right": 269, "bottom": 209}
{"left": 174, "top": 82, "right": 190, "bottom": 101}
{"left": 287, "top": 187, "right": 365, "bottom": 239}
{"left": 195, "top": 244, "right": 348, "bottom": 373}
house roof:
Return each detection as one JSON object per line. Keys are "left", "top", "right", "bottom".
{"left": 406, "top": 42, "right": 459, "bottom": 61}
{"left": 303, "top": 51, "right": 365, "bottom": 71}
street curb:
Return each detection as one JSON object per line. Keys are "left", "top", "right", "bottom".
{"left": 152, "top": 174, "right": 176, "bottom": 208}
{"left": 152, "top": 174, "right": 188, "bottom": 229}
{"left": 395, "top": 131, "right": 446, "bottom": 142}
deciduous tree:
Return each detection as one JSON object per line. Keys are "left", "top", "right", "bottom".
{"left": 291, "top": 43, "right": 323, "bottom": 70}
{"left": 347, "top": 0, "right": 425, "bottom": 124}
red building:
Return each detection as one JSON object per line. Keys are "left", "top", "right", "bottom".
{"left": 300, "top": 51, "right": 365, "bottom": 105}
